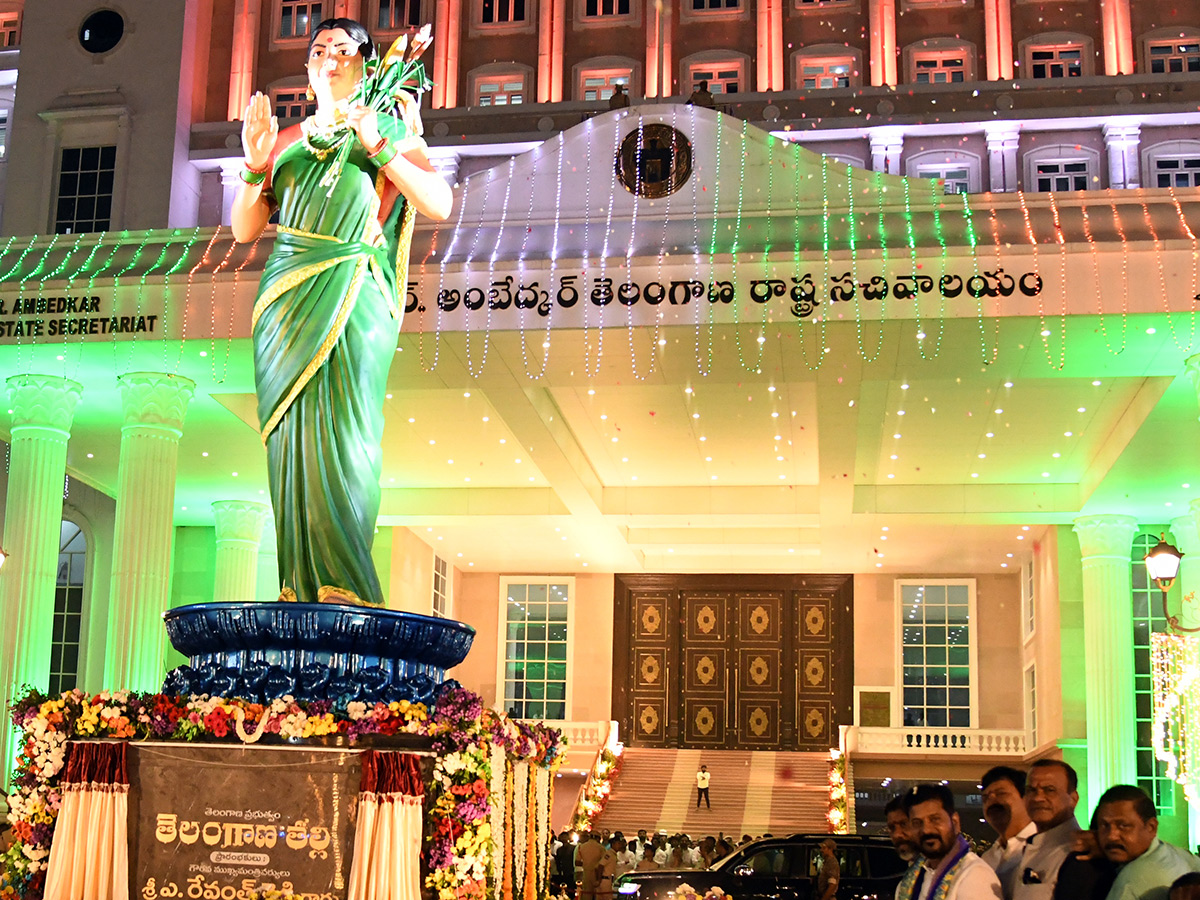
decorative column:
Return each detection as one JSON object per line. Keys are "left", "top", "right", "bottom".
{"left": 432, "top": 0, "right": 462, "bottom": 107}
{"left": 755, "top": 0, "right": 783, "bottom": 91}
{"left": 227, "top": 0, "right": 262, "bottom": 122}
{"left": 985, "top": 124, "right": 1020, "bottom": 192}
{"left": 868, "top": 0, "right": 897, "bottom": 87}
{"left": 1073, "top": 514, "right": 1140, "bottom": 808}
{"left": 870, "top": 129, "right": 903, "bottom": 175}
{"left": 0, "top": 375, "right": 82, "bottom": 786}
{"left": 1099, "top": 0, "right": 1133, "bottom": 76}
{"left": 104, "top": 372, "right": 196, "bottom": 693}
{"left": 211, "top": 501, "right": 271, "bottom": 603}
{"left": 1170, "top": 510, "right": 1200, "bottom": 630}
{"left": 983, "top": 0, "right": 1013, "bottom": 80}
{"left": 1104, "top": 122, "right": 1141, "bottom": 190}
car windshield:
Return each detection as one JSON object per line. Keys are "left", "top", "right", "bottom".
{"left": 712, "top": 843, "right": 787, "bottom": 872}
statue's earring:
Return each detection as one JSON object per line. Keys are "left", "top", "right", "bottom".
{"left": 305, "top": 85, "right": 315, "bottom": 102}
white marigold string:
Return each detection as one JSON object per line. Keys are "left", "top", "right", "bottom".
{"left": 1152, "top": 630, "right": 1200, "bottom": 802}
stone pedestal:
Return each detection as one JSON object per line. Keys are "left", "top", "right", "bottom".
{"left": 1103, "top": 122, "right": 1141, "bottom": 190}
{"left": 985, "top": 125, "right": 1020, "bottom": 193}
{"left": 212, "top": 500, "right": 270, "bottom": 603}
{"left": 104, "top": 372, "right": 195, "bottom": 692}
{"left": 1073, "top": 514, "right": 1140, "bottom": 806}
{"left": 0, "top": 375, "right": 82, "bottom": 786}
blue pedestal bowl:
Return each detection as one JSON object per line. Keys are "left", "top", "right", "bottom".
{"left": 161, "top": 602, "right": 476, "bottom": 705}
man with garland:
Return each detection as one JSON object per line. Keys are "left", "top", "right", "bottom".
{"left": 980, "top": 766, "right": 1036, "bottom": 898}
{"left": 895, "top": 783, "right": 1003, "bottom": 900}
{"left": 1014, "top": 760, "right": 1082, "bottom": 899}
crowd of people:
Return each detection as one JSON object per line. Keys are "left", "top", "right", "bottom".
{"left": 553, "top": 760, "right": 1200, "bottom": 900}
{"left": 551, "top": 829, "right": 751, "bottom": 900}
{"left": 886, "top": 762, "right": 1200, "bottom": 900}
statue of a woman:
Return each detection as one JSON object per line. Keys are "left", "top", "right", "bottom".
{"left": 231, "top": 19, "right": 452, "bottom": 606}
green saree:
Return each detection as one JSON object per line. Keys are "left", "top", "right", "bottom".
{"left": 253, "top": 117, "right": 419, "bottom": 606}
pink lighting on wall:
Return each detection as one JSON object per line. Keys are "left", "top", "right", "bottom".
{"left": 1101, "top": 0, "right": 1134, "bottom": 75}
{"left": 227, "top": 0, "right": 261, "bottom": 122}
{"left": 868, "top": 0, "right": 897, "bottom": 88}
{"left": 757, "top": 0, "right": 783, "bottom": 91}
{"left": 433, "top": 0, "right": 461, "bottom": 107}
{"left": 983, "top": 0, "right": 1013, "bottom": 81}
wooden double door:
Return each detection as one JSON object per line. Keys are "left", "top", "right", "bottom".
{"left": 612, "top": 574, "right": 853, "bottom": 750}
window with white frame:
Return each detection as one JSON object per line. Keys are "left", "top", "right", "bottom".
{"left": 279, "top": 0, "right": 322, "bottom": 39}
{"left": 1024, "top": 663, "right": 1037, "bottom": 749}
{"left": 911, "top": 51, "right": 969, "bottom": 84}
{"left": 432, "top": 555, "right": 450, "bottom": 617}
{"left": 1028, "top": 44, "right": 1083, "bottom": 79}
{"left": 1131, "top": 531, "right": 1176, "bottom": 813}
{"left": 1147, "top": 39, "right": 1200, "bottom": 75}
{"left": 899, "top": 580, "right": 975, "bottom": 728}
{"left": 481, "top": 0, "right": 526, "bottom": 24}
{"left": 1153, "top": 156, "right": 1200, "bottom": 188}
{"left": 916, "top": 163, "right": 971, "bottom": 194}
{"left": 475, "top": 73, "right": 526, "bottom": 105}
{"left": 1034, "top": 160, "right": 1090, "bottom": 192}
{"left": 0, "top": 110, "right": 8, "bottom": 159}
{"left": 50, "top": 520, "right": 86, "bottom": 697}
{"left": 579, "top": 68, "right": 631, "bottom": 101}
{"left": 270, "top": 86, "right": 316, "bottom": 122}
{"left": 689, "top": 61, "right": 743, "bottom": 94}
{"left": 54, "top": 146, "right": 116, "bottom": 234}
{"left": 376, "top": 0, "right": 423, "bottom": 30}
{"left": 799, "top": 57, "right": 855, "bottom": 89}
{"left": 0, "top": 10, "right": 19, "bottom": 47}
{"left": 500, "top": 578, "right": 571, "bottom": 720}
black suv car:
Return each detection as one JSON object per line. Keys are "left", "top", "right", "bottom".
{"left": 614, "top": 834, "right": 907, "bottom": 900}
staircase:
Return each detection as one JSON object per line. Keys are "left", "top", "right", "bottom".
{"left": 596, "top": 748, "right": 831, "bottom": 839}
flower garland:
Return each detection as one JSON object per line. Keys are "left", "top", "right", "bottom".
{"left": 2, "top": 687, "right": 565, "bottom": 900}
{"left": 827, "top": 748, "right": 848, "bottom": 834}
{"left": 570, "top": 745, "right": 622, "bottom": 831}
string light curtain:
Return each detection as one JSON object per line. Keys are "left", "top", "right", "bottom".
{"left": 1152, "top": 632, "right": 1200, "bottom": 802}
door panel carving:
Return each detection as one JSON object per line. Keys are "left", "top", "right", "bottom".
{"left": 614, "top": 576, "right": 852, "bottom": 750}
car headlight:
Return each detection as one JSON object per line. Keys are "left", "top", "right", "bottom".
{"left": 617, "top": 884, "right": 640, "bottom": 895}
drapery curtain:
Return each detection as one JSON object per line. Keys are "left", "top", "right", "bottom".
{"left": 43, "top": 742, "right": 130, "bottom": 900}
{"left": 347, "top": 751, "right": 425, "bottom": 900}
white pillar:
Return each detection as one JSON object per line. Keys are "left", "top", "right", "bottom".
{"left": 1104, "top": 122, "right": 1141, "bottom": 190}
{"left": 219, "top": 159, "right": 243, "bottom": 227}
{"left": 0, "top": 375, "right": 82, "bottom": 785}
{"left": 1170, "top": 511, "right": 1200, "bottom": 630}
{"left": 104, "top": 372, "right": 195, "bottom": 692}
{"left": 870, "top": 130, "right": 903, "bottom": 175}
{"left": 1073, "top": 514, "right": 1140, "bottom": 809}
{"left": 985, "top": 124, "right": 1020, "bottom": 192}
{"left": 212, "top": 500, "right": 270, "bottom": 603}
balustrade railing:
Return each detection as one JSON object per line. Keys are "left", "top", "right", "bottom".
{"left": 848, "top": 726, "right": 1026, "bottom": 756}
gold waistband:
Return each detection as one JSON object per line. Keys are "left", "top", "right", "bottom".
{"left": 278, "top": 225, "right": 343, "bottom": 243}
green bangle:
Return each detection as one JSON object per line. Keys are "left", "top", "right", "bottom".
{"left": 371, "top": 140, "right": 399, "bottom": 169}
{"left": 240, "top": 167, "right": 267, "bottom": 186}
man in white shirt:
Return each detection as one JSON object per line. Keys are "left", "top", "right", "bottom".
{"left": 1013, "top": 760, "right": 1082, "bottom": 900}
{"left": 980, "top": 766, "right": 1037, "bottom": 898}
{"left": 895, "top": 783, "right": 1003, "bottom": 900}
{"left": 612, "top": 837, "right": 637, "bottom": 876}
{"left": 696, "top": 765, "right": 711, "bottom": 809}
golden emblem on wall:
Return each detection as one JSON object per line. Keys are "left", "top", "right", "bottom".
{"left": 695, "top": 706, "right": 715, "bottom": 735}
{"left": 804, "top": 605, "right": 826, "bottom": 636}
{"left": 803, "top": 707, "right": 826, "bottom": 737}
{"left": 748, "top": 707, "right": 770, "bottom": 736}
{"left": 696, "top": 655, "right": 717, "bottom": 685}
{"left": 804, "top": 656, "right": 826, "bottom": 687}
{"left": 639, "top": 705, "right": 660, "bottom": 734}
{"left": 749, "top": 656, "right": 770, "bottom": 685}
{"left": 749, "top": 605, "right": 770, "bottom": 634}
{"left": 696, "top": 605, "right": 717, "bottom": 634}
{"left": 641, "top": 604, "right": 662, "bottom": 634}
{"left": 640, "top": 654, "right": 660, "bottom": 684}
